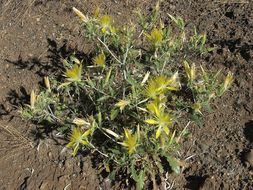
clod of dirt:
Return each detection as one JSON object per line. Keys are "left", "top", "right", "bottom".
{"left": 244, "top": 121, "right": 253, "bottom": 143}
{"left": 185, "top": 175, "right": 207, "bottom": 190}
{"left": 244, "top": 149, "right": 253, "bottom": 167}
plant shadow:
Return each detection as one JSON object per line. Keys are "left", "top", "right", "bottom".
{"left": 244, "top": 120, "right": 253, "bottom": 143}
{"left": 185, "top": 175, "right": 207, "bottom": 190}
{"left": 5, "top": 38, "right": 92, "bottom": 142}
{"left": 6, "top": 38, "right": 90, "bottom": 78}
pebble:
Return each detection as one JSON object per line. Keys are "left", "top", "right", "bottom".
{"left": 245, "top": 149, "right": 253, "bottom": 167}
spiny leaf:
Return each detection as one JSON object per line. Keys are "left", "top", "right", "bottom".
{"left": 110, "top": 108, "right": 119, "bottom": 120}
{"left": 166, "top": 156, "right": 180, "bottom": 174}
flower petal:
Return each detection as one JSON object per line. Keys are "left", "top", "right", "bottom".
{"left": 144, "top": 119, "right": 159, "bottom": 125}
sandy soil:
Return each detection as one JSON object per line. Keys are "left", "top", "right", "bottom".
{"left": 0, "top": 0, "right": 253, "bottom": 189}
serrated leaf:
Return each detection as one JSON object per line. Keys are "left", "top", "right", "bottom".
{"left": 104, "top": 67, "right": 112, "bottom": 87}
{"left": 86, "top": 77, "right": 95, "bottom": 88}
{"left": 136, "top": 170, "right": 145, "bottom": 190}
{"left": 110, "top": 108, "right": 119, "bottom": 120}
{"left": 103, "top": 161, "right": 110, "bottom": 172}
{"left": 126, "top": 76, "right": 137, "bottom": 86}
{"left": 191, "top": 113, "right": 203, "bottom": 127}
{"left": 130, "top": 163, "right": 138, "bottom": 181}
{"left": 167, "top": 156, "right": 180, "bottom": 174}
{"left": 109, "top": 86, "right": 115, "bottom": 96}
{"left": 108, "top": 170, "right": 116, "bottom": 181}
{"left": 97, "top": 112, "right": 102, "bottom": 126}
{"left": 207, "top": 47, "right": 216, "bottom": 52}
{"left": 57, "top": 82, "right": 72, "bottom": 90}
{"left": 97, "top": 96, "right": 110, "bottom": 102}
{"left": 130, "top": 162, "right": 145, "bottom": 190}
{"left": 58, "top": 125, "right": 70, "bottom": 133}
{"left": 109, "top": 148, "right": 121, "bottom": 155}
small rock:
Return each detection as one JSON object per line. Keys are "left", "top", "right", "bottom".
{"left": 245, "top": 149, "right": 253, "bottom": 167}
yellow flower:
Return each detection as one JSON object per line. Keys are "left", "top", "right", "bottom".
{"left": 155, "top": 75, "right": 171, "bottom": 92}
{"left": 145, "top": 112, "right": 172, "bottom": 127}
{"left": 144, "top": 74, "right": 179, "bottom": 99}
{"left": 145, "top": 98, "right": 173, "bottom": 139}
{"left": 155, "top": 125, "right": 170, "bottom": 139}
{"left": 192, "top": 102, "right": 202, "bottom": 115}
{"left": 183, "top": 60, "right": 195, "bottom": 82}
{"left": 121, "top": 128, "right": 138, "bottom": 155}
{"left": 224, "top": 71, "right": 233, "bottom": 91}
{"left": 146, "top": 101, "right": 161, "bottom": 117}
{"left": 65, "top": 64, "right": 82, "bottom": 82}
{"left": 145, "top": 112, "right": 172, "bottom": 139}
{"left": 145, "top": 100, "right": 173, "bottom": 139}
{"left": 144, "top": 77, "right": 160, "bottom": 99}
{"left": 167, "top": 72, "right": 180, "bottom": 90}
{"left": 115, "top": 99, "right": 130, "bottom": 112}
{"left": 93, "top": 53, "right": 106, "bottom": 67}
{"left": 99, "top": 15, "right": 113, "bottom": 33}
{"left": 67, "top": 127, "right": 91, "bottom": 156}
{"left": 44, "top": 76, "right": 51, "bottom": 91}
{"left": 144, "top": 28, "right": 163, "bottom": 47}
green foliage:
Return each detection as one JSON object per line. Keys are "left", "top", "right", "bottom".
{"left": 20, "top": 2, "right": 233, "bottom": 189}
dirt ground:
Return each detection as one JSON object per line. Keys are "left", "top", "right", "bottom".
{"left": 0, "top": 0, "right": 253, "bottom": 189}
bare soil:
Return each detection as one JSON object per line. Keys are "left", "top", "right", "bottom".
{"left": 0, "top": 0, "right": 253, "bottom": 189}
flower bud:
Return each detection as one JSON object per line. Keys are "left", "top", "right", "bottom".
{"left": 44, "top": 76, "right": 51, "bottom": 91}
{"left": 30, "top": 90, "right": 36, "bottom": 109}
{"left": 224, "top": 71, "right": 233, "bottom": 91}
{"left": 73, "top": 118, "right": 90, "bottom": 126}
{"left": 73, "top": 7, "right": 88, "bottom": 22}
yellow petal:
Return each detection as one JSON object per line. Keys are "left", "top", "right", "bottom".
{"left": 144, "top": 119, "right": 159, "bottom": 125}
{"left": 146, "top": 28, "right": 163, "bottom": 46}
{"left": 146, "top": 101, "right": 160, "bottom": 116}
{"left": 73, "top": 144, "right": 79, "bottom": 156}
{"left": 115, "top": 99, "right": 130, "bottom": 111}
{"left": 156, "top": 127, "right": 162, "bottom": 139}
{"left": 163, "top": 126, "right": 170, "bottom": 135}
{"left": 167, "top": 86, "right": 178, "bottom": 91}
{"left": 65, "top": 64, "right": 82, "bottom": 82}
{"left": 93, "top": 53, "right": 106, "bottom": 67}
{"left": 82, "top": 129, "right": 92, "bottom": 138}
{"left": 124, "top": 128, "right": 130, "bottom": 139}
{"left": 80, "top": 140, "right": 89, "bottom": 145}
{"left": 66, "top": 141, "right": 75, "bottom": 148}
